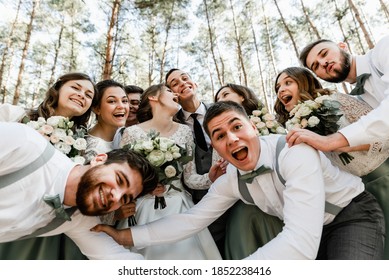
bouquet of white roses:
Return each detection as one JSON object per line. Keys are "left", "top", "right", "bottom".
{"left": 285, "top": 94, "right": 353, "bottom": 165}
{"left": 250, "top": 105, "right": 286, "bottom": 135}
{"left": 124, "top": 130, "right": 193, "bottom": 210}
{"left": 26, "top": 116, "right": 87, "bottom": 164}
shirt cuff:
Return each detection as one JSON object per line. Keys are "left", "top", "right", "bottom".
{"left": 131, "top": 224, "right": 152, "bottom": 249}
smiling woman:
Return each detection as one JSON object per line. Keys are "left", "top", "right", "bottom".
{"left": 0, "top": 72, "right": 97, "bottom": 260}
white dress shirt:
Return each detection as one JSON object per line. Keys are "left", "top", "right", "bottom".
{"left": 181, "top": 102, "right": 211, "bottom": 146}
{"left": 0, "top": 122, "right": 143, "bottom": 259}
{"left": 340, "top": 35, "right": 389, "bottom": 146}
{"left": 131, "top": 134, "right": 364, "bottom": 259}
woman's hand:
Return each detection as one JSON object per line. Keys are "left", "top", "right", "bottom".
{"left": 208, "top": 158, "right": 228, "bottom": 182}
{"left": 91, "top": 225, "right": 134, "bottom": 246}
{"left": 113, "top": 201, "right": 136, "bottom": 221}
{"left": 150, "top": 183, "right": 166, "bottom": 196}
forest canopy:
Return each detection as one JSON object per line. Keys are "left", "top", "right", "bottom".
{"left": 0, "top": 0, "right": 388, "bottom": 111}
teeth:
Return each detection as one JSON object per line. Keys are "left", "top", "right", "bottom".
{"left": 99, "top": 189, "right": 106, "bottom": 207}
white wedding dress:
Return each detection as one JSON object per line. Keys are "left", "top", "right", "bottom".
{"left": 120, "top": 124, "right": 222, "bottom": 260}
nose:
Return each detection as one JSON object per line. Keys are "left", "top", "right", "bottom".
{"left": 109, "top": 187, "right": 124, "bottom": 207}
{"left": 227, "top": 131, "right": 239, "bottom": 146}
{"left": 318, "top": 58, "right": 327, "bottom": 68}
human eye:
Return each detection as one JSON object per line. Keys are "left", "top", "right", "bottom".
{"left": 85, "top": 92, "right": 93, "bottom": 99}
{"left": 234, "top": 124, "right": 243, "bottom": 131}
{"left": 122, "top": 98, "right": 129, "bottom": 104}
{"left": 215, "top": 133, "right": 225, "bottom": 141}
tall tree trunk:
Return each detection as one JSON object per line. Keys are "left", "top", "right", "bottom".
{"left": 333, "top": 0, "right": 352, "bottom": 51}
{"left": 348, "top": 0, "right": 374, "bottom": 49}
{"left": 102, "top": 0, "right": 121, "bottom": 80}
{"left": 248, "top": 14, "right": 268, "bottom": 108}
{"left": 260, "top": 0, "right": 277, "bottom": 75}
{"left": 203, "top": 0, "right": 223, "bottom": 86}
{"left": 159, "top": 1, "right": 175, "bottom": 83}
{"left": 13, "top": 0, "right": 39, "bottom": 105}
{"left": 349, "top": 4, "right": 366, "bottom": 54}
{"left": 273, "top": 0, "right": 299, "bottom": 58}
{"left": 379, "top": 0, "right": 389, "bottom": 22}
{"left": 300, "top": 0, "right": 321, "bottom": 39}
{"left": 229, "top": 0, "right": 248, "bottom": 86}
{"left": 49, "top": 16, "right": 65, "bottom": 85}
{"left": 0, "top": 0, "right": 22, "bottom": 103}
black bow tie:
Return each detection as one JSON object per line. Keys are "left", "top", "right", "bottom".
{"left": 349, "top": 73, "right": 371, "bottom": 96}
{"left": 239, "top": 165, "right": 272, "bottom": 184}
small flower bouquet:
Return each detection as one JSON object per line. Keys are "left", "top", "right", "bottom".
{"left": 26, "top": 116, "right": 87, "bottom": 164}
{"left": 250, "top": 106, "right": 286, "bottom": 135}
{"left": 124, "top": 130, "right": 193, "bottom": 210}
{"left": 285, "top": 94, "right": 353, "bottom": 165}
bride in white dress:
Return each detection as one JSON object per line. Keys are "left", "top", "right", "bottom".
{"left": 120, "top": 83, "right": 222, "bottom": 260}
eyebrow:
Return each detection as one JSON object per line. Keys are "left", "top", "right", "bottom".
{"left": 168, "top": 73, "right": 187, "bottom": 85}
{"left": 75, "top": 82, "right": 94, "bottom": 94}
{"left": 118, "top": 170, "right": 130, "bottom": 190}
{"left": 211, "top": 116, "right": 240, "bottom": 138}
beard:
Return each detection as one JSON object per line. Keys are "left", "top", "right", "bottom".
{"left": 75, "top": 165, "right": 106, "bottom": 216}
{"left": 325, "top": 49, "right": 351, "bottom": 83}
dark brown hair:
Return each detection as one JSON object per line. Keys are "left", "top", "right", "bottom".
{"left": 273, "top": 67, "right": 332, "bottom": 125}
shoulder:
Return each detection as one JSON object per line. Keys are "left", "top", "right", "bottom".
{"left": 0, "top": 104, "right": 27, "bottom": 122}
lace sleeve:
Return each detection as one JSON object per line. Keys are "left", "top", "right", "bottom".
{"left": 119, "top": 126, "right": 138, "bottom": 148}
{"left": 182, "top": 127, "right": 213, "bottom": 190}
{"left": 324, "top": 93, "right": 389, "bottom": 176}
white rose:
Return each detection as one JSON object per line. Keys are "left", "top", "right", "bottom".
{"left": 255, "top": 121, "right": 266, "bottom": 129}
{"left": 261, "top": 107, "right": 268, "bottom": 115}
{"left": 252, "top": 110, "right": 262, "bottom": 117}
{"left": 250, "top": 116, "right": 261, "bottom": 124}
{"left": 172, "top": 152, "right": 181, "bottom": 159}
{"left": 50, "top": 134, "right": 60, "bottom": 144}
{"left": 297, "top": 105, "right": 312, "bottom": 117}
{"left": 159, "top": 137, "right": 175, "bottom": 152}
{"left": 265, "top": 120, "right": 276, "bottom": 129}
{"left": 46, "top": 116, "right": 63, "bottom": 127}
{"left": 147, "top": 150, "right": 165, "bottom": 166}
{"left": 276, "top": 126, "right": 287, "bottom": 134}
{"left": 308, "top": 116, "right": 320, "bottom": 127}
{"left": 261, "top": 128, "right": 270, "bottom": 135}
{"left": 40, "top": 124, "right": 54, "bottom": 135}
{"left": 164, "top": 151, "right": 174, "bottom": 162}
{"left": 304, "top": 100, "right": 319, "bottom": 110}
{"left": 54, "top": 142, "right": 72, "bottom": 154}
{"left": 73, "top": 138, "right": 87, "bottom": 150}
{"left": 262, "top": 113, "right": 275, "bottom": 121}
{"left": 133, "top": 143, "right": 144, "bottom": 153}
{"left": 300, "top": 118, "right": 308, "bottom": 128}
{"left": 170, "top": 145, "right": 180, "bottom": 153}
{"left": 164, "top": 165, "right": 177, "bottom": 178}
{"left": 142, "top": 140, "right": 154, "bottom": 152}
{"left": 37, "top": 117, "right": 46, "bottom": 126}
{"left": 315, "top": 95, "right": 332, "bottom": 104}
{"left": 72, "top": 155, "right": 86, "bottom": 165}
{"left": 64, "top": 135, "right": 75, "bottom": 145}
{"left": 52, "top": 128, "right": 67, "bottom": 140}
{"left": 26, "top": 121, "right": 40, "bottom": 130}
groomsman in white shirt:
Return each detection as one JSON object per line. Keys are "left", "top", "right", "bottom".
{"left": 92, "top": 101, "right": 384, "bottom": 259}
{"left": 0, "top": 122, "right": 158, "bottom": 259}
{"left": 288, "top": 35, "right": 389, "bottom": 258}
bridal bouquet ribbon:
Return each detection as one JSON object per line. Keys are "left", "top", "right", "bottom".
{"left": 124, "top": 130, "right": 193, "bottom": 210}
{"left": 285, "top": 94, "right": 353, "bottom": 165}
{"left": 26, "top": 116, "right": 87, "bottom": 164}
